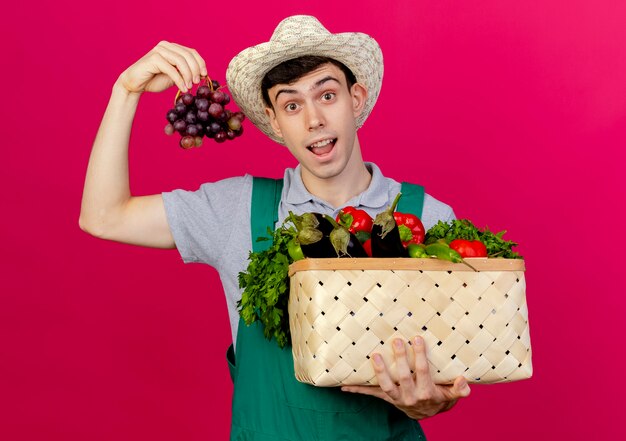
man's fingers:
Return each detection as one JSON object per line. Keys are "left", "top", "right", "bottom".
{"left": 433, "top": 376, "right": 470, "bottom": 414}
{"left": 154, "top": 43, "right": 195, "bottom": 89}
{"left": 342, "top": 352, "right": 471, "bottom": 419}
{"left": 167, "top": 42, "right": 206, "bottom": 84}
{"left": 171, "top": 42, "right": 208, "bottom": 79}
{"left": 451, "top": 375, "right": 471, "bottom": 398}
{"left": 411, "top": 336, "right": 434, "bottom": 399}
{"left": 341, "top": 385, "right": 393, "bottom": 404}
{"left": 371, "top": 353, "right": 401, "bottom": 401}
{"left": 149, "top": 53, "right": 187, "bottom": 93}
{"left": 392, "top": 339, "right": 414, "bottom": 391}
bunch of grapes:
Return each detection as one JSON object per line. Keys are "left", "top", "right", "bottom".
{"left": 164, "top": 78, "right": 245, "bottom": 149}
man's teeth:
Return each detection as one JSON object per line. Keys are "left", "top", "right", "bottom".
{"left": 310, "top": 139, "right": 334, "bottom": 148}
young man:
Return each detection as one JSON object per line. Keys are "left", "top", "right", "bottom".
{"left": 80, "top": 15, "right": 470, "bottom": 441}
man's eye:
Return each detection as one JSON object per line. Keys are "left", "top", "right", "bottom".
{"left": 322, "top": 93, "right": 335, "bottom": 101}
{"left": 286, "top": 103, "right": 298, "bottom": 111}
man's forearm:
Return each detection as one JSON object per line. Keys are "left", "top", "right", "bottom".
{"left": 79, "top": 81, "right": 141, "bottom": 236}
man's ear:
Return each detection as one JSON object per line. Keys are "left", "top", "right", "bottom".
{"left": 265, "top": 107, "right": 283, "bottom": 138}
{"left": 351, "top": 83, "right": 368, "bottom": 118}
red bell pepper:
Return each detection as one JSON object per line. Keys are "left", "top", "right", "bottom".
{"left": 337, "top": 207, "right": 373, "bottom": 235}
{"left": 362, "top": 239, "right": 372, "bottom": 257}
{"left": 393, "top": 212, "right": 425, "bottom": 247}
{"left": 449, "top": 239, "right": 488, "bottom": 257}
{"left": 337, "top": 207, "right": 374, "bottom": 256}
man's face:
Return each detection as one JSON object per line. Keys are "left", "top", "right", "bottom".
{"left": 265, "top": 63, "right": 367, "bottom": 186}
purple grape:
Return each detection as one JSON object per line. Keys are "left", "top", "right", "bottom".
{"left": 211, "top": 90, "right": 225, "bottom": 104}
{"left": 197, "top": 85, "right": 211, "bottom": 98}
{"left": 211, "top": 80, "right": 220, "bottom": 90}
{"left": 234, "top": 126, "right": 244, "bottom": 137}
{"left": 175, "top": 102, "right": 187, "bottom": 114}
{"left": 226, "top": 129, "right": 236, "bottom": 140}
{"left": 209, "top": 122, "right": 221, "bottom": 133}
{"left": 166, "top": 110, "right": 178, "bottom": 124}
{"left": 214, "top": 131, "right": 227, "bottom": 143}
{"left": 185, "top": 112, "right": 197, "bottom": 124}
{"left": 196, "top": 98, "right": 209, "bottom": 112}
{"left": 222, "top": 93, "right": 231, "bottom": 105}
{"left": 195, "top": 123, "right": 204, "bottom": 136}
{"left": 197, "top": 110, "right": 209, "bottom": 122}
{"left": 181, "top": 93, "right": 194, "bottom": 106}
{"left": 208, "top": 103, "right": 223, "bottom": 118}
{"left": 186, "top": 125, "right": 199, "bottom": 136}
{"left": 173, "top": 119, "right": 187, "bottom": 134}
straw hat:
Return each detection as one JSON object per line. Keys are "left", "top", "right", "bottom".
{"left": 226, "top": 15, "right": 384, "bottom": 144}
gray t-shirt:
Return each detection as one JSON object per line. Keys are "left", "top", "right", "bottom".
{"left": 162, "top": 163, "right": 455, "bottom": 344}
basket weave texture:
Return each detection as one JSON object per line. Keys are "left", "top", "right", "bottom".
{"left": 288, "top": 258, "right": 532, "bottom": 386}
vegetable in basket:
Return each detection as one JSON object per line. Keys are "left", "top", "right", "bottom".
{"left": 394, "top": 212, "right": 425, "bottom": 247}
{"left": 324, "top": 215, "right": 369, "bottom": 258}
{"left": 289, "top": 211, "right": 335, "bottom": 258}
{"left": 287, "top": 239, "right": 305, "bottom": 261}
{"left": 371, "top": 193, "right": 408, "bottom": 257}
{"left": 337, "top": 206, "right": 374, "bottom": 256}
{"left": 238, "top": 224, "right": 294, "bottom": 348}
{"left": 238, "top": 209, "right": 522, "bottom": 349}
{"left": 425, "top": 241, "right": 464, "bottom": 263}
{"left": 425, "top": 219, "right": 521, "bottom": 258}
{"left": 449, "top": 239, "right": 487, "bottom": 258}
{"left": 407, "top": 243, "right": 429, "bottom": 258}
{"left": 336, "top": 206, "right": 373, "bottom": 235}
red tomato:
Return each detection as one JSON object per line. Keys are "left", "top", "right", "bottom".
{"left": 449, "top": 239, "right": 488, "bottom": 257}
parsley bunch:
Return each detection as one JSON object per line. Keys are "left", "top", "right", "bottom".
{"left": 425, "top": 219, "right": 522, "bottom": 259}
{"left": 237, "top": 224, "right": 295, "bottom": 348}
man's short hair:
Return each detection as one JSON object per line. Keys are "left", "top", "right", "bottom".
{"left": 261, "top": 56, "right": 357, "bottom": 108}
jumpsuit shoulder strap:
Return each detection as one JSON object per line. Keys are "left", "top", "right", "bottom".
{"left": 227, "top": 176, "right": 285, "bottom": 380}
{"left": 250, "top": 177, "right": 284, "bottom": 253}
{"left": 397, "top": 182, "right": 425, "bottom": 218}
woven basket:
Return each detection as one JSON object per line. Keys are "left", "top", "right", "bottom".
{"left": 288, "top": 258, "right": 531, "bottom": 386}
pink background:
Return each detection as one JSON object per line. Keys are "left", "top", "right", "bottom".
{"left": 2, "top": 1, "right": 625, "bottom": 440}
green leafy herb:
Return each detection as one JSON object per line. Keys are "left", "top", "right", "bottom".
{"left": 237, "top": 223, "right": 296, "bottom": 348}
{"left": 424, "top": 219, "right": 521, "bottom": 259}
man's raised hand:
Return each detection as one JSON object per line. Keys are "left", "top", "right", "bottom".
{"left": 116, "top": 41, "right": 208, "bottom": 95}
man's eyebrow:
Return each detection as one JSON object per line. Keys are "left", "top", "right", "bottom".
{"left": 273, "top": 76, "right": 341, "bottom": 102}
{"left": 311, "top": 75, "right": 340, "bottom": 91}
{"left": 274, "top": 88, "right": 297, "bottom": 102}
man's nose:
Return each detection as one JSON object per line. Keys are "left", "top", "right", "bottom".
{"left": 306, "top": 104, "right": 325, "bottom": 131}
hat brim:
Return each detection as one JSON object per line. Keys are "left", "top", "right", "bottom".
{"left": 226, "top": 17, "right": 383, "bottom": 145}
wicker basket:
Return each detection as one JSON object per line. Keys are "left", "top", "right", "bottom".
{"left": 288, "top": 258, "right": 531, "bottom": 386}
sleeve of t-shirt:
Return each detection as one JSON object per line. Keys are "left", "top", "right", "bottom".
{"left": 421, "top": 193, "right": 456, "bottom": 230}
{"left": 161, "top": 175, "right": 252, "bottom": 266}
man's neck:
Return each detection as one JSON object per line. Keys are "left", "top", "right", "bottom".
{"left": 300, "top": 146, "right": 372, "bottom": 209}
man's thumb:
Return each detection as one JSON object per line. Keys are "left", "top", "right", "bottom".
{"left": 455, "top": 377, "right": 471, "bottom": 397}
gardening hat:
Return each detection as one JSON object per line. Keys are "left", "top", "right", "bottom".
{"left": 226, "top": 15, "right": 384, "bottom": 144}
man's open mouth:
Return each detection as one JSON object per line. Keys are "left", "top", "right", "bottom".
{"left": 307, "top": 138, "right": 337, "bottom": 156}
